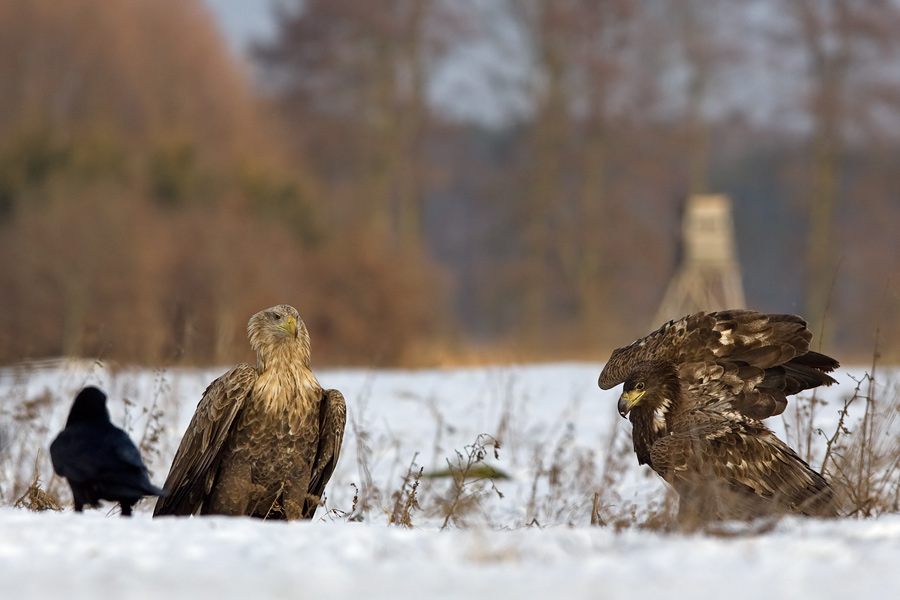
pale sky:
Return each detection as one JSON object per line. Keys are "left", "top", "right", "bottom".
{"left": 202, "top": 0, "right": 279, "bottom": 56}
{"left": 199, "top": 0, "right": 809, "bottom": 131}
{"left": 201, "top": 0, "right": 528, "bottom": 127}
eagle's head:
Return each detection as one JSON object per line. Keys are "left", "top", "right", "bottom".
{"left": 66, "top": 386, "right": 111, "bottom": 427}
{"left": 617, "top": 360, "right": 680, "bottom": 418}
{"left": 248, "top": 304, "right": 311, "bottom": 367}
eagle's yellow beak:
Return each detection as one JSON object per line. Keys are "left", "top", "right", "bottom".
{"left": 617, "top": 389, "right": 645, "bottom": 417}
{"left": 278, "top": 316, "right": 297, "bottom": 337}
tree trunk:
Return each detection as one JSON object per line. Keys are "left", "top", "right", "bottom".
{"left": 795, "top": 0, "right": 849, "bottom": 348}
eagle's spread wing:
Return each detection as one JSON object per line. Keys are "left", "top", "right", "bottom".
{"left": 604, "top": 309, "right": 841, "bottom": 520}
{"left": 600, "top": 310, "right": 815, "bottom": 389}
{"left": 153, "top": 364, "right": 257, "bottom": 516}
{"left": 650, "top": 409, "right": 837, "bottom": 517}
{"left": 302, "top": 388, "right": 346, "bottom": 518}
{"left": 682, "top": 361, "right": 786, "bottom": 420}
{"left": 600, "top": 310, "right": 838, "bottom": 420}
{"left": 600, "top": 311, "right": 715, "bottom": 389}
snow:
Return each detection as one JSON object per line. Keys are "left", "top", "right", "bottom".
{"left": 4, "top": 509, "right": 900, "bottom": 599}
{"left": 1, "top": 361, "right": 898, "bottom": 599}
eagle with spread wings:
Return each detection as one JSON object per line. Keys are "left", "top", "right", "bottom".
{"left": 599, "top": 309, "right": 840, "bottom": 522}
{"left": 154, "top": 304, "right": 345, "bottom": 520}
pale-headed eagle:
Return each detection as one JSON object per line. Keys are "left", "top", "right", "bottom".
{"left": 154, "top": 305, "right": 345, "bottom": 520}
{"left": 599, "top": 309, "right": 840, "bottom": 522}
{"left": 50, "top": 386, "right": 166, "bottom": 516}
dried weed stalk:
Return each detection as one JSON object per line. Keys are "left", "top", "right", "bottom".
{"left": 389, "top": 453, "right": 424, "bottom": 527}
{"left": 14, "top": 456, "right": 62, "bottom": 512}
{"left": 433, "top": 434, "right": 503, "bottom": 529}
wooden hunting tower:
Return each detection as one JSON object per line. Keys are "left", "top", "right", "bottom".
{"left": 655, "top": 194, "right": 746, "bottom": 323}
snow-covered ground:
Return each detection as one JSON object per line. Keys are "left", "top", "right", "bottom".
{"left": 5, "top": 508, "right": 900, "bottom": 599}
{"left": 1, "top": 361, "right": 898, "bottom": 599}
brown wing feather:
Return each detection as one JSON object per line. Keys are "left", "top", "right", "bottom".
{"left": 153, "top": 364, "right": 257, "bottom": 517}
{"left": 683, "top": 361, "right": 788, "bottom": 420}
{"left": 302, "top": 388, "right": 346, "bottom": 518}
{"left": 599, "top": 310, "right": 829, "bottom": 390}
{"left": 649, "top": 410, "right": 837, "bottom": 518}
{"left": 601, "top": 309, "right": 839, "bottom": 419}
{"left": 599, "top": 311, "right": 716, "bottom": 389}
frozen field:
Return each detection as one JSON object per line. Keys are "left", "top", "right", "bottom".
{"left": 1, "top": 361, "right": 898, "bottom": 599}
{"left": 4, "top": 508, "right": 900, "bottom": 600}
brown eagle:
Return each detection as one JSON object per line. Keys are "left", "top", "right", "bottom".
{"left": 599, "top": 309, "right": 840, "bottom": 523}
{"left": 153, "top": 305, "right": 345, "bottom": 520}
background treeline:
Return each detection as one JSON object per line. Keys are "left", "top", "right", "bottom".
{"left": 1, "top": 0, "right": 899, "bottom": 366}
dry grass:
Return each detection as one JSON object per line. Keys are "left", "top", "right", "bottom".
{"left": 430, "top": 434, "right": 505, "bottom": 529}
{"left": 13, "top": 454, "right": 63, "bottom": 512}
{"left": 388, "top": 455, "right": 424, "bottom": 527}
{"left": 432, "top": 356, "right": 882, "bottom": 531}
{"left": 122, "top": 369, "right": 168, "bottom": 480}
{"left": 14, "top": 474, "right": 62, "bottom": 512}
{"left": 3, "top": 357, "right": 900, "bottom": 531}
{"left": 0, "top": 363, "right": 59, "bottom": 505}
{"left": 822, "top": 374, "right": 900, "bottom": 516}
{"left": 0, "top": 360, "right": 181, "bottom": 512}
{"left": 776, "top": 343, "right": 900, "bottom": 519}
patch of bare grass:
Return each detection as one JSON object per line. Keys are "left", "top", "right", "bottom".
{"left": 780, "top": 338, "right": 900, "bottom": 519}
{"left": 5, "top": 359, "right": 900, "bottom": 532}
{"left": 389, "top": 454, "right": 424, "bottom": 527}
{"left": 14, "top": 455, "right": 62, "bottom": 512}
{"left": 429, "top": 434, "right": 505, "bottom": 529}
{"left": 821, "top": 372, "right": 900, "bottom": 516}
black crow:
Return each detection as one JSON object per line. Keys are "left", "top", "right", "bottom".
{"left": 50, "top": 386, "right": 166, "bottom": 516}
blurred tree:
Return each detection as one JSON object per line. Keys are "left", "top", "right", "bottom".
{"left": 255, "top": 0, "right": 456, "bottom": 251}
{"left": 785, "top": 0, "right": 900, "bottom": 348}
{"left": 512, "top": 0, "right": 569, "bottom": 348}
{"left": 4, "top": 0, "right": 899, "bottom": 365}
{"left": 675, "top": 0, "right": 722, "bottom": 196}
{"left": 0, "top": 0, "right": 440, "bottom": 366}
{"left": 507, "top": 0, "right": 663, "bottom": 351}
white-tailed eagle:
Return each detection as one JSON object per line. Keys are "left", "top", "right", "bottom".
{"left": 154, "top": 305, "right": 345, "bottom": 520}
{"left": 599, "top": 309, "right": 840, "bottom": 522}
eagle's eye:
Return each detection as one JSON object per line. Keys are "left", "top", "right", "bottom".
{"left": 272, "top": 313, "right": 282, "bottom": 321}
{"left": 636, "top": 382, "right": 645, "bottom": 391}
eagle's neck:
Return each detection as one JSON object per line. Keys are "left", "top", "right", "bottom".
{"left": 254, "top": 340, "right": 321, "bottom": 413}
{"left": 629, "top": 363, "right": 683, "bottom": 466}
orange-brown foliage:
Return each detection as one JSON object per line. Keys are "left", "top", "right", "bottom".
{"left": 0, "top": 0, "right": 442, "bottom": 366}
